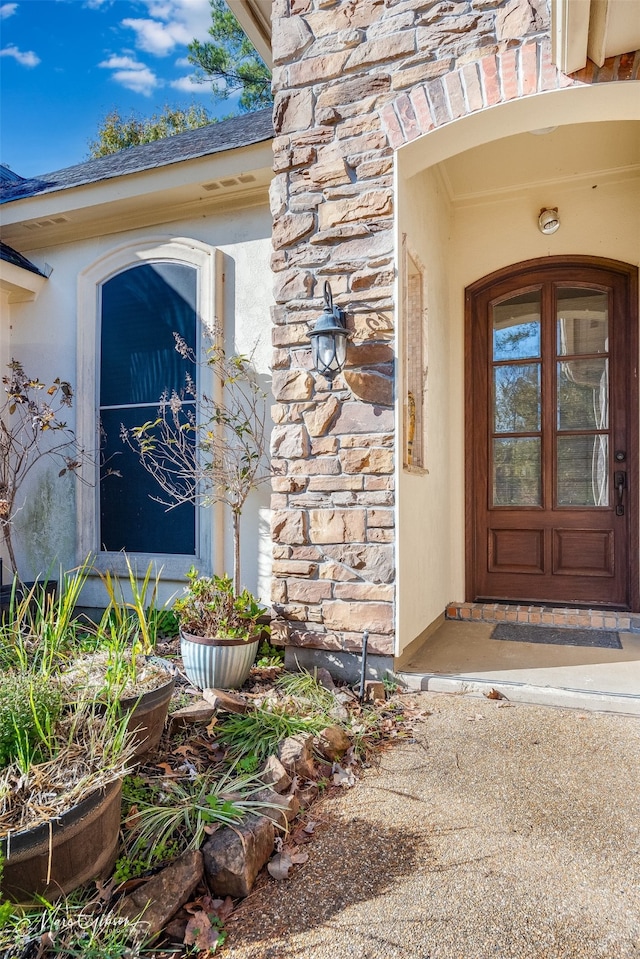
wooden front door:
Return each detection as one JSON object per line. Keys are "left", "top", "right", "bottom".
{"left": 466, "top": 257, "right": 638, "bottom": 609}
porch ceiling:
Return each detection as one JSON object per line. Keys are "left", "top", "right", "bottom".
{"left": 437, "top": 120, "right": 639, "bottom": 204}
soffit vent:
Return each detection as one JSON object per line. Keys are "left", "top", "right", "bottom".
{"left": 201, "top": 173, "right": 256, "bottom": 191}
{"left": 22, "top": 216, "right": 69, "bottom": 230}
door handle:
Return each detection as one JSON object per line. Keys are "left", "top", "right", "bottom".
{"left": 614, "top": 470, "right": 626, "bottom": 516}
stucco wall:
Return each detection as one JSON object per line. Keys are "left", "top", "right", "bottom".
{"left": 396, "top": 164, "right": 454, "bottom": 651}
{"left": 394, "top": 116, "right": 639, "bottom": 654}
{"left": 3, "top": 202, "right": 274, "bottom": 606}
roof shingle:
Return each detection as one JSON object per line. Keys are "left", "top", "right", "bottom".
{"left": 0, "top": 108, "right": 273, "bottom": 205}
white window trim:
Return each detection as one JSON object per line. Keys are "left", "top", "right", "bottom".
{"left": 77, "top": 237, "right": 224, "bottom": 579}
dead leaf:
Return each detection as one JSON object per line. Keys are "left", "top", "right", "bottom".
{"left": 94, "top": 877, "right": 116, "bottom": 901}
{"left": 155, "top": 762, "right": 175, "bottom": 775}
{"left": 268, "top": 852, "right": 293, "bottom": 880}
{"left": 332, "top": 764, "right": 356, "bottom": 787}
{"left": 291, "top": 821, "right": 315, "bottom": 844}
{"left": 287, "top": 848, "right": 308, "bottom": 865}
{"left": 183, "top": 910, "right": 222, "bottom": 951}
{"left": 484, "top": 688, "right": 508, "bottom": 701}
{"left": 206, "top": 715, "right": 218, "bottom": 736}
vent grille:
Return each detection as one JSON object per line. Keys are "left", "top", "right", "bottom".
{"left": 22, "top": 216, "right": 69, "bottom": 230}
{"left": 201, "top": 173, "right": 256, "bottom": 192}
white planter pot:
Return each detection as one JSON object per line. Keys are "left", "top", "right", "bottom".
{"left": 180, "top": 630, "right": 259, "bottom": 690}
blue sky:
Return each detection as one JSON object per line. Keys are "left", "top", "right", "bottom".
{"left": 0, "top": 0, "right": 235, "bottom": 177}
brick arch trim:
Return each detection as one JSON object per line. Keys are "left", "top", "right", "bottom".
{"left": 381, "top": 39, "right": 640, "bottom": 150}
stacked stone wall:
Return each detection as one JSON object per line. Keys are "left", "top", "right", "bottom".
{"left": 268, "top": 0, "right": 640, "bottom": 656}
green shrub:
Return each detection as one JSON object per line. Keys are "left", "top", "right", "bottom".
{"left": 0, "top": 674, "right": 62, "bottom": 769}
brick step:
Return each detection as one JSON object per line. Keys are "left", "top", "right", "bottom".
{"left": 446, "top": 603, "right": 640, "bottom": 633}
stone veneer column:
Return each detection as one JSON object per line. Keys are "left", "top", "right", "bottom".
{"left": 268, "top": 0, "right": 639, "bottom": 660}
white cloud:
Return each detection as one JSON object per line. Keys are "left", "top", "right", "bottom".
{"left": 110, "top": 65, "right": 159, "bottom": 96}
{"left": 99, "top": 54, "right": 147, "bottom": 71}
{"left": 122, "top": 0, "right": 211, "bottom": 57}
{"left": 0, "top": 4, "right": 18, "bottom": 19}
{"left": 170, "top": 74, "right": 211, "bottom": 94}
{"left": 0, "top": 43, "right": 40, "bottom": 67}
{"left": 99, "top": 53, "right": 160, "bottom": 95}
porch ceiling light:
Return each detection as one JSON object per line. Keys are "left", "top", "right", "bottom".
{"left": 308, "top": 280, "right": 348, "bottom": 384}
{"left": 538, "top": 208, "right": 560, "bottom": 235}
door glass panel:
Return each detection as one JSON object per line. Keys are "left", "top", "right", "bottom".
{"left": 557, "top": 288, "right": 608, "bottom": 355}
{"left": 493, "top": 437, "right": 541, "bottom": 506}
{"left": 493, "top": 291, "right": 541, "bottom": 361}
{"left": 494, "top": 364, "right": 540, "bottom": 432}
{"left": 557, "top": 358, "right": 609, "bottom": 430}
{"left": 557, "top": 435, "right": 609, "bottom": 506}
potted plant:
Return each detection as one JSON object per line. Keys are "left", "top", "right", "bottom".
{"left": 0, "top": 673, "right": 134, "bottom": 903}
{"left": 175, "top": 567, "right": 267, "bottom": 689}
{"left": 62, "top": 558, "right": 177, "bottom": 756}
{"left": 122, "top": 329, "right": 270, "bottom": 690}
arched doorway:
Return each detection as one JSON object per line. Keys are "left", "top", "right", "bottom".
{"left": 465, "top": 256, "right": 638, "bottom": 609}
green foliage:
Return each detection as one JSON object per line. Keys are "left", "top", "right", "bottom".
{"left": 174, "top": 567, "right": 265, "bottom": 641}
{"left": 256, "top": 640, "right": 284, "bottom": 668}
{"left": 0, "top": 674, "right": 62, "bottom": 769}
{"left": 121, "top": 768, "right": 280, "bottom": 862}
{"left": 88, "top": 103, "right": 213, "bottom": 158}
{"left": 275, "top": 670, "right": 339, "bottom": 714}
{"left": 0, "top": 560, "right": 93, "bottom": 676}
{"left": 188, "top": 0, "right": 272, "bottom": 113}
{"left": 0, "top": 894, "right": 151, "bottom": 958}
{"left": 216, "top": 705, "right": 326, "bottom": 765}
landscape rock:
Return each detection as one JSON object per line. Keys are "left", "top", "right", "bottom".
{"left": 261, "top": 754, "right": 293, "bottom": 793}
{"left": 202, "top": 688, "right": 249, "bottom": 714}
{"left": 254, "top": 787, "right": 301, "bottom": 829}
{"left": 118, "top": 849, "right": 203, "bottom": 938}
{"left": 314, "top": 667, "right": 336, "bottom": 690}
{"left": 364, "top": 680, "right": 387, "bottom": 703}
{"left": 202, "top": 816, "right": 275, "bottom": 898}
{"left": 296, "top": 781, "right": 320, "bottom": 808}
{"left": 316, "top": 725, "right": 352, "bottom": 762}
{"left": 278, "top": 733, "right": 317, "bottom": 780}
{"left": 169, "top": 700, "right": 215, "bottom": 732}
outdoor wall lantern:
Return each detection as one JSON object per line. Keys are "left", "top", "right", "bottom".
{"left": 308, "top": 280, "right": 348, "bottom": 383}
{"left": 538, "top": 207, "right": 560, "bottom": 235}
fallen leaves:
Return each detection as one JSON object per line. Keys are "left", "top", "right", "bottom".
{"left": 484, "top": 688, "right": 508, "bottom": 701}
{"left": 267, "top": 821, "right": 316, "bottom": 880}
{"left": 268, "top": 845, "right": 309, "bottom": 880}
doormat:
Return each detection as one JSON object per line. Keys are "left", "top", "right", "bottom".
{"left": 490, "top": 623, "right": 622, "bottom": 649}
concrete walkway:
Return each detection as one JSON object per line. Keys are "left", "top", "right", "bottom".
{"left": 398, "top": 620, "right": 640, "bottom": 715}
{"left": 221, "top": 692, "right": 640, "bottom": 959}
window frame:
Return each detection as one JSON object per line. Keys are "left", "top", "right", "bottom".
{"left": 77, "top": 238, "right": 224, "bottom": 578}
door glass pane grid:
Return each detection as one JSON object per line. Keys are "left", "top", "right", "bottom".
{"left": 557, "top": 435, "right": 609, "bottom": 507}
{"left": 491, "top": 290, "right": 542, "bottom": 506}
{"left": 493, "top": 437, "right": 541, "bottom": 506}
{"left": 557, "top": 288, "right": 608, "bottom": 355}
{"left": 555, "top": 287, "right": 610, "bottom": 508}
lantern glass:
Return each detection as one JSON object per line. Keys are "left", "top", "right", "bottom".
{"left": 313, "top": 329, "right": 347, "bottom": 379}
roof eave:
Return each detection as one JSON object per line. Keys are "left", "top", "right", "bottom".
{"left": 233, "top": 0, "right": 273, "bottom": 68}
{"left": 0, "top": 261, "right": 48, "bottom": 303}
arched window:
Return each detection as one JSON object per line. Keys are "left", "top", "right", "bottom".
{"left": 77, "top": 239, "right": 221, "bottom": 576}
{"left": 99, "top": 261, "right": 196, "bottom": 554}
